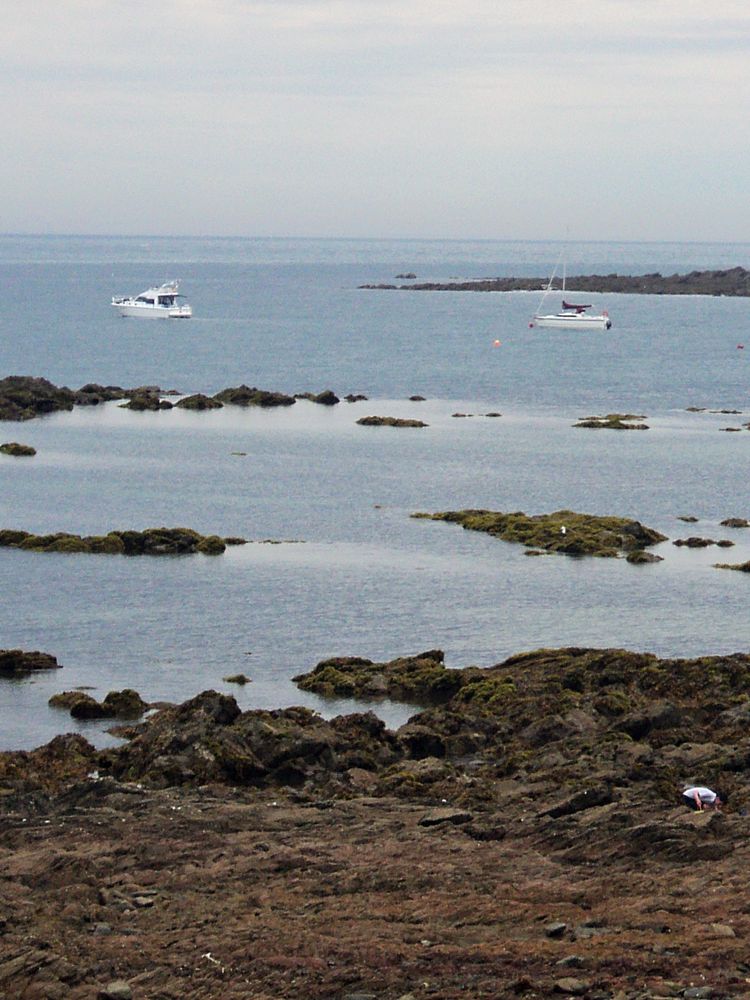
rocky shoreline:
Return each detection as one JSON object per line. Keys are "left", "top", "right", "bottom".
{"left": 359, "top": 266, "right": 750, "bottom": 296}
{"left": 4, "top": 645, "right": 750, "bottom": 997}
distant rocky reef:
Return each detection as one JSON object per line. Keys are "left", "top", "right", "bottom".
{"left": 412, "top": 508, "right": 667, "bottom": 558}
{"left": 359, "top": 266, "right": 750, "bottom": 296}
{"left": 0, "top": 377, "right": 347, "bottom": 421}
{"left": 0, "top": 649, "right": 61, "bottom": 677}
{"left": 0, "top": 527, "right": 246, "bottom": 556}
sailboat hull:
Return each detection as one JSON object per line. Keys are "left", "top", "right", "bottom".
{"left": 532, "top": 313, "right": 612, "bottom": 330}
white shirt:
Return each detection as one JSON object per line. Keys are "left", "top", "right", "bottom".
{"left": 683, "top": 786, "right": 717, "bottom": 804}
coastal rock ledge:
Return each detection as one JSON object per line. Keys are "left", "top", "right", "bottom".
{"left": 359, "top": 265, "right": 750, "bottom": 296}
{"left": 3, "top": 645, "right": 750, "bottom": 997}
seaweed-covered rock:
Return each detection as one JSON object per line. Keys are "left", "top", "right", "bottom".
{"left": 213, "top": 385, "right": 295, "bottom": 408}
{"left": 412, "top": 508, "right": 667, "bottom": 558}
{"left": 0, "top": 442, "right": 36, "bottom": 456}
{"left": 50, "top": 689, "right": 148, "bottom": 720}
{"left": 357, "top": 416, "right": 428, "bottom": 428}
{"left": 294, "top": 390, "right": 340, "bottom": 405}
{"left": 175, "top": 393, "right": 223, "bottom": 410}
{"left": 574, "top": 413, "right": 649, "bottom": 430}
{"left": 121, "top": 393, "right": 173, "bottom": 411}
{"left": 0, "top": 376, "right": 76, "bottom": 421}
{"left": 626, "top": 550, "right": 663, "bottom": 564}
{"left": 75, "top": 384, "right": 128, "bottom": 405}
{"left": 0, "top": 527, "right": 229, "bottom": 556}
{"left": 0, "top": 649, "right": 61, "bottom": 677}
{"left": 293, "top": 650, "right": 462, "bottom": 702}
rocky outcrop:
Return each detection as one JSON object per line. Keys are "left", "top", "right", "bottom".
{"left": 121, "top": 393, "right": 173, "bottom": 411}
{"left": 213, "top": 385, "right": 296, "bottom": 407}
{"left": 0, "top": 442, "right": 36, "bottom": 456}
{"left": 49, "top": 689, "right": 148, "bottom": 720}
{"left": 413, "top": 508, "right": 667, "bottom": 557}
{"left": 294, "top": 650, "right": 462, "bottom": 702}
{"left": 357, "top": 415, "right": 428, "bottom": 428}
{"left": 0, "top": 649, "right": 61, "bottom": 677}
{"left": 174, "top": 393, "right": 223, "bottom": 410}
{"left": 574, "top": 413, "right": 649, "bottom": 430}
{"left": 0, "top": 527, "right": 234, "bottom": 555}
{"left": 294, "top": 390, "right": 340, "bottom": 405}
{"left": 0, "top": 376, "right": 77, "bottom": 420}
{"left": 360, "top": 266, "right": 750, "bottom": 296}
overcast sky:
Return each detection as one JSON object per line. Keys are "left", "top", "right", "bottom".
{"left": 3, "top": 1, "right": 749, "bottom": 240}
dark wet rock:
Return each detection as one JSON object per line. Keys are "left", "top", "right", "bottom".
{"left": 0, "top": 649, "right": 60, "bottom": 677}
{"left": 540, "top": 785, "right": 614, "bottom": 818}
{"left": 0, "top": 442, "right": 36, "bottom": 456}
{"left": 412, "top": 508, "right": 667, "bottom": 558}
{"left": 409, "top": 395, "right": 426, "bottom": 401}
{"left": 626, "top": 550, "right": 663, "bottom": 564}
{"left": 360, "top": 266, "right": 750, "bottom": 296}
{"left": 293, "top": 650, "right": 461, "bottom": 702}
{"left": 0, "top": 527, "right": 228, "bottom": 556}
{"left": 574, "top": 413, "right": 649, "bottom": 430}
{"left": 673, "top": 537, "right": 717, "bottom": 547}
{"left": 121, "top": 393, "right": 173, "bottom": 411}
{"left": 418, "top": 807, "right": 472, "bottom": 827}
{"left": 223, "top": 674, "right": 251, "bottom": 685}
{"left": 677, "top": 515, "right": 700, "bottom": 522}
{"left": 356, "top": 415, "right": 428, "bottom": 428}
{"left": 485, "top": 411, "right": 502, "bottom": 417}
{"left": 344, "top": 393, "right": 368, "bottom": 402}
{"left": 715, "top": 559, "right": 750, "bottom": 572}
{"left": 174, "top": 393, "right": 223, "bottom": 410}
{"left": 720, "top": 517, "right": 749, "bottom": 528}
{"left": 213, "top": 385, "right": 295, "bottom": 407}
{"left": 0, "top": 375, "right": 76, "bottom": 421}
{"left": 395, "top": 272, "right": 417, "bottom": 279}
{"left": 294, "top": 390, "right": 340, "bottom": 405}
{"left": 223, "top": 536, "right": 247, "bottom": 545}
{"left": 49, "top": 689, "right": 148, "bottom": 720}
{"left": 544, "top": 921, "right": 568, "bottom": 939}
{"left": 75, "top": 384, "right": 128, "bottom": 405}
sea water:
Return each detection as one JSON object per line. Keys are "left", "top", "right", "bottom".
{"left": 1, "top": 235, "right": 750, "bottom": 749}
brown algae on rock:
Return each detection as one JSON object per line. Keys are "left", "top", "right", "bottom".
{"left": 411, "top": 509, "right": 667, "bottom": 558}
{"left": 0, "top": 527, "right": 235, "bottom": 555}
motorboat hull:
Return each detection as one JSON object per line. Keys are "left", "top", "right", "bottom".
{"left": 531, "top": 313, "right": 611, "bottom": 330}
{"left": 113, "top": 302, "right": 192, "bottom": 319}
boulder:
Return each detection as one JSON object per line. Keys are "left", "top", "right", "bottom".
{"left": 0, "top": 442, "right": 36, "bottom": 456}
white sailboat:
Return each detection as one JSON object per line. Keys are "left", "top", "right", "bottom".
{"left": 529, "top": 257, "right": 611, "bottom": 330}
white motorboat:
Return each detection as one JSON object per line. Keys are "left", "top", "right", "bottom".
{"left": 529, "top": 257, "right": 611, "bottom": 330}
{"left": 112, "top": 281, "right": 192, "bottom": 319}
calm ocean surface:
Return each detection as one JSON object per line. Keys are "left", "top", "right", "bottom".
{"left": 2, "top": 235, "right": 750, "bottom": 749}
